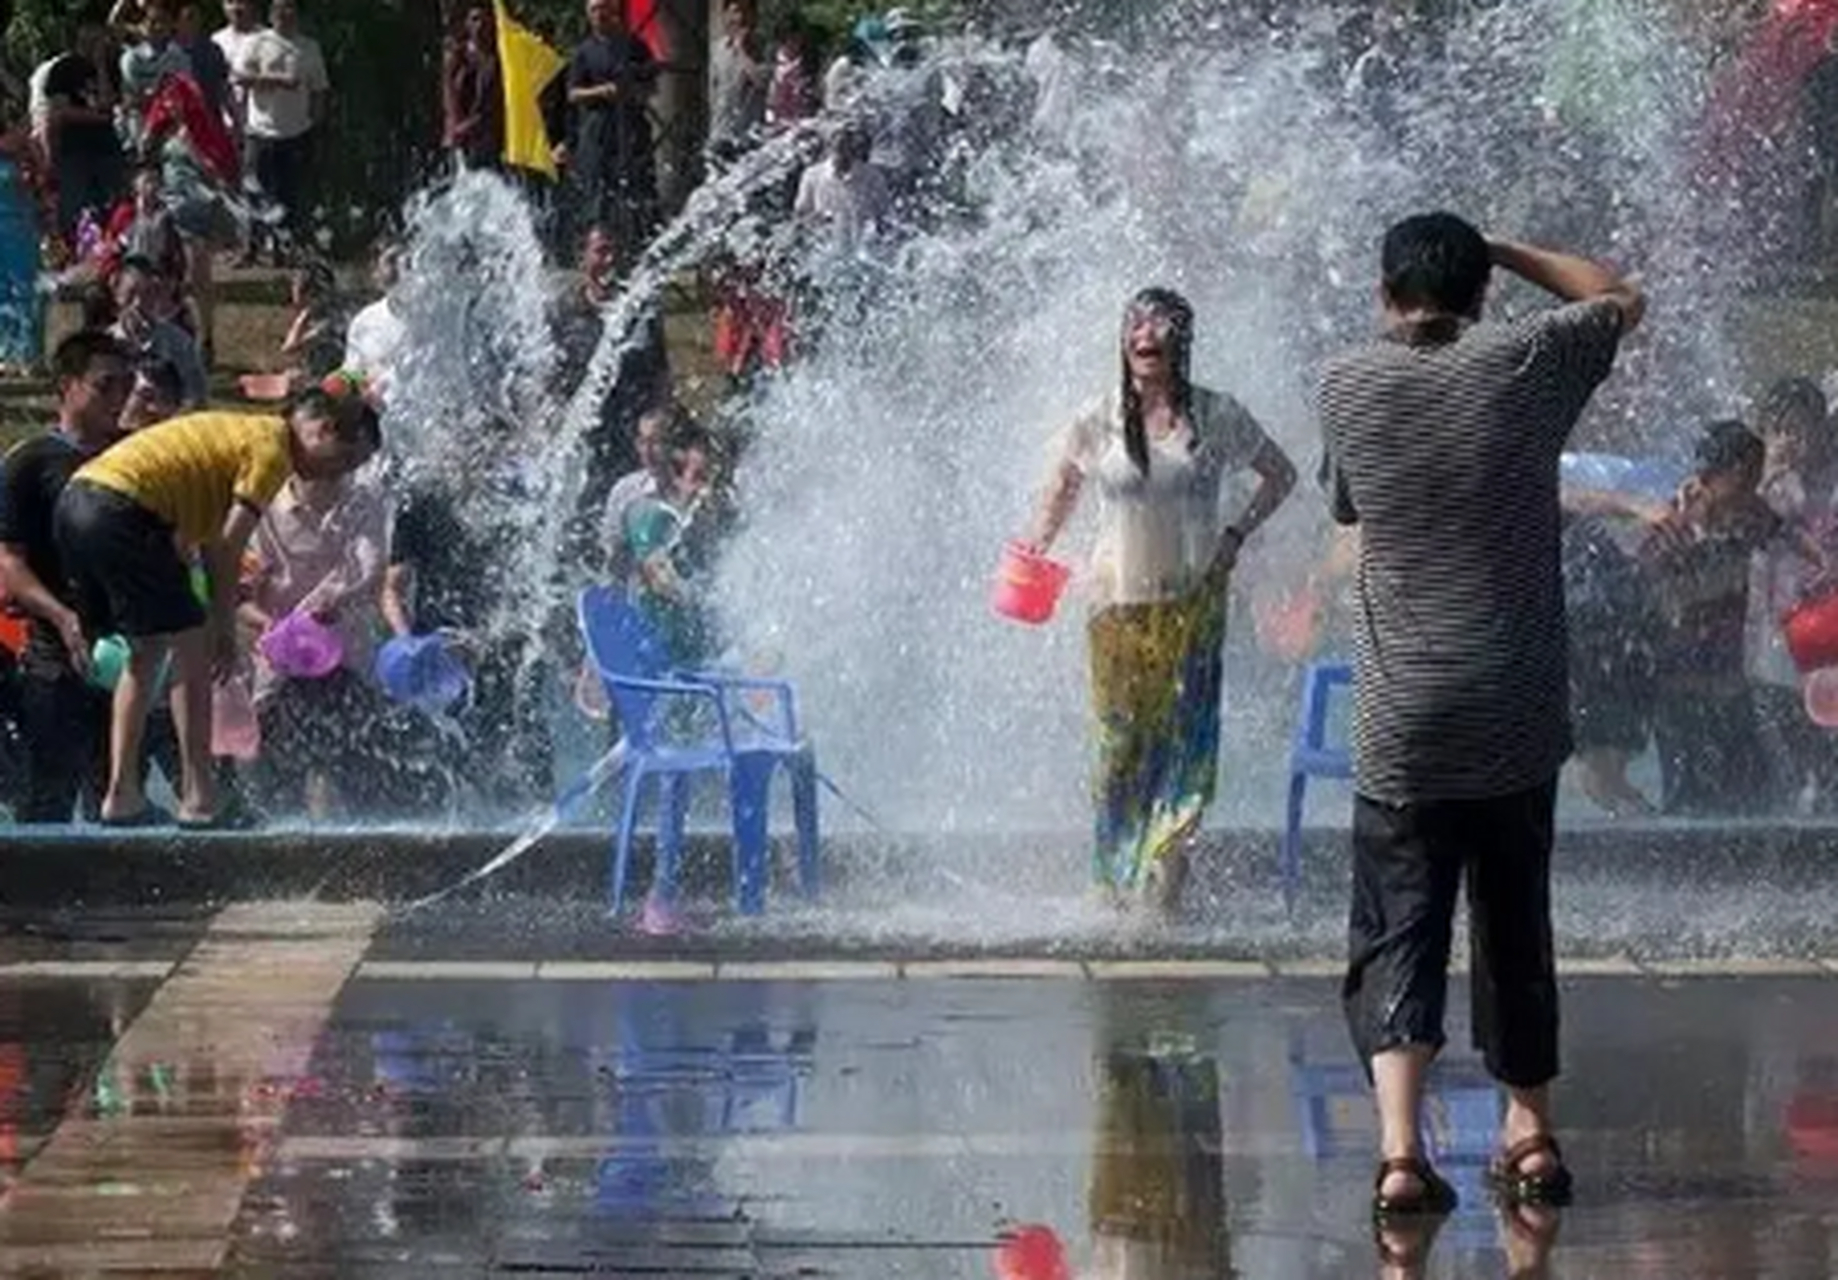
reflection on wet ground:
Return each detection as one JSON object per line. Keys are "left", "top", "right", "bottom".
{"left": 243, "top": 974, "right": 1838, "bottom": 1277}
{"left": 0, "top": 907, "right": 1835, "bottom": 1276}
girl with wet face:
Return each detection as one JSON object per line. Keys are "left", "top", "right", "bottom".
{"left": 1022, "top": 289, "right": 1297, "bottom": 917}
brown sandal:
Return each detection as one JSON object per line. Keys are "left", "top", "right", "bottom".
{"left": 1487, "top": 1133, "right": 1574, "bottom": 1206}
{"left": 1372, "top": 1155, "right": 1458, "bottom": 1218}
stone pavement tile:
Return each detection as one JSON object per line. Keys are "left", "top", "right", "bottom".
{"left": 1640, "top": 957, "right": 1831, "bottom": 977}
{"left": 358, "top": 960, "right": 538, "bottom": 981}
{"left": 1088, "top": 959, "right": 1271, "bottom": 980}
{"left": 0, "top": 903, "right": 382, "bottom": 1271}
{"left": 534, "top": 960, "right": 716, "bottom": 981}
{"left": 901, "top": 959, "right": 1087, "bottom": 980}
{"left": 715, "top": 960, "right": 901, "bottom": 981}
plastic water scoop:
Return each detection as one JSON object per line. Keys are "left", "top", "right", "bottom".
{"left": 991, "top": 541, "right": 1071, "bottom": 625}
{"left": 375, "top": 633, "right": 470, "bottom": 712}
{"left": 993, "top": 1225, "right": 1070, "bottom": 1280}
{"left": 260, "top": 611, "right": 344, "bottom": 679}
{"left": 1785, "top": 593, "right": 1838, "bottom": 673}
{"left": 89, "top": 635, "right": 175, "bottom": 694}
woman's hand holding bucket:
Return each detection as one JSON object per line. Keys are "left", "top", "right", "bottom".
{"left": 993, "top": 540, "right": 1072, "bottom": 626}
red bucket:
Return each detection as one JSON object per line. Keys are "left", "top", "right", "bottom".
{"left": 1784, "top": 593, "right": 1838, "bottom": 673}
{"left": 992, "top": 542, "right": 1071, "bottom": 626}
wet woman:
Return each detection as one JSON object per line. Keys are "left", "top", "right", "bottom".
{"left": 1023, "top": 288, "right": 1296, "bottom": 915}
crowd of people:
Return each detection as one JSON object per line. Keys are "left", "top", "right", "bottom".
{"left": 0, "top": 0, "right": 952, "bottom": 828}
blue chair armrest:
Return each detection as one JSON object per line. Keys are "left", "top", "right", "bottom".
{"left": 606, "top": 675, "right": 737, "bottom": 751}
{"left": 677, "top": 671, "right": 799, "bottom": 741}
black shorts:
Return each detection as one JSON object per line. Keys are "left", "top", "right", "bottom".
{"left": 55, "top": 482, "right": 206, "bottom": 640}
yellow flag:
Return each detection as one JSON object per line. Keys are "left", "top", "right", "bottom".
{"left": 495, "top": 0, "right": 567, "bottom": 178}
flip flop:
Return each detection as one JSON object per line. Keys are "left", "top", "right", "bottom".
{"left": 98, "top": 804, "right": 174, "bottom": 830}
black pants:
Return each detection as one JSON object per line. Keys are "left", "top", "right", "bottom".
{"left": 1650, "top": 680, "right": 1768, "bottom": 816}
{"left": 1343, "top": 779, "right": 1560, "bottom": 1090}
{"left": 17, "top": 670, "right": 179, "bottom": 823}
{"left": 249, "top": 131, "right": 313, "bottom": 250}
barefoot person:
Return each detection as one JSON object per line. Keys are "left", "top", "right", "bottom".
{"left": 1318, "top": 213, "right": 1643, "bottom": 1217}
{"left": 54, "top": 375, "right": 380, "bottom": 828}
{"left": 1025, "top": 288, "right": 1296, "bottom": 915}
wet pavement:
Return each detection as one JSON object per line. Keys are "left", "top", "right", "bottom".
{"left": 0, "top": 903, "right": 1832, "bottom": 1276}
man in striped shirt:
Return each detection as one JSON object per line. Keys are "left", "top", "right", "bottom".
{"left": 1318, "top": 212, "right": 1644, "bottom": 1217}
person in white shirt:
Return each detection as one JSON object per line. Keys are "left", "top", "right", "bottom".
{"left": 211, "top": 0, "right": 263, "bottom": 138}
{"left": 232, "top": 0, "right": 328, "bottom": 264}
{"left": 793, "top": 124, "right": 891, "bottom": 257}
{"left": 342, "top": 240, "right": 407, "bottom": 402}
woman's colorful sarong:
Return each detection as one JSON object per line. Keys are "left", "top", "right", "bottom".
{"left": 1087, "top": 584, "right": 1227, "bottom": 893}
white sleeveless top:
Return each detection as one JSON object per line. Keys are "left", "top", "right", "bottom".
{"left": 1055, "top": 385, "right": 1272, "bottom": 607}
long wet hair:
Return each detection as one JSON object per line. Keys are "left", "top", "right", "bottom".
{"left": 1119, "top": 287, "right": 1195, "bottom": 477}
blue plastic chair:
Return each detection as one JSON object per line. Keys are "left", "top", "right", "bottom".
{"left": 577, "top": 586, "right": 820, "bottom": 917}
{"left": 1282, "top": 661, "right": 1353, "bottom": 906}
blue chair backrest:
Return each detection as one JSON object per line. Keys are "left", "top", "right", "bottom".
{"left": 579, "top": 586, "right": 677, "bottom": 749}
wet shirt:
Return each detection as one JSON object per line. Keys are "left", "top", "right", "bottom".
{"left": 0, "top": 431, "right": 97, "bottom": 676}
{"left": 1750, "top": 473, "right": 1838, "bottom": 687}
{"left": 1318, "top": 300, "right": 1624, "bottom": 804}
{"left": 1056, "top": 386, "right": 1272, "bottom": 607}
{"left": 1642, "top": 502, "right": 1783, "bottom": 686}
{"left": 621, "top": 494, "right": 709, "bottom": 663}
{"left": 74, "top": 411, "right": 292, "bottom": 546}
{"left": 250, "top": 477, "right": 391, "bottom": 693}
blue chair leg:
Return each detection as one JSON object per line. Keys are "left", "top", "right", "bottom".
{"left": 1282, "top": 770, "right": 1307, "bottom": 909}
{"left": 728, "top": 757, "right": 773, "bottom": 916}
{"left": 656, "top": 773, "right": 690, "bottom": 907}
{"left": 790, "top": 751, "right": 820, "bottom": 899}
{"left": 612, "top": 766, "right": 650, "bottom": 917}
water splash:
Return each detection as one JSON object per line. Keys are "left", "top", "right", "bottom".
{"left": 711, "top": 1, "right": 1765, "bottom": 839}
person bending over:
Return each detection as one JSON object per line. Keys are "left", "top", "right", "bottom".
{"left": 54, "top": 376, "right": 379, "bottom": 828}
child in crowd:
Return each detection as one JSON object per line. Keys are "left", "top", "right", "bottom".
{"left": 1565, "top": 420, "right": 1822, "bottom": 815}
{"left": 53, "top": 379, "right": 381, "bottom": 829}
{"left": 100, "top": 160, "right": 186, "bottom": 289}
{"left": 110, "top": 254, "right": 207, "bottom": 408}
{"left": 119, "top": 356, "right": 185, "bottom": 434}
{"left": 1748, "top": 377, "right": 1838, "bottom": 810}
{"left": 239, "top": 455, "right": 397, "bottom": 819}
{"left": 280, "top": 258, "right": 346, "bottom": 385}
{"left": 616, "top": 421, "right": 716, "bottom": 667}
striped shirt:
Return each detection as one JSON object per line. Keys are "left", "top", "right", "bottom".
{"left": 1318, "top": 300, "right": 1625, "bottom": 803}
{"left": 76, "top": 412, "right": 293, "bottom": 547}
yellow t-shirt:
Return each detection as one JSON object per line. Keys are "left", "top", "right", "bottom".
{"left": 76, "top": 412, "right": 293, "bottom": 546}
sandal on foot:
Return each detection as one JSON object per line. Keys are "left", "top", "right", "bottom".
{"left": 1372, "top": 1156, "right": 1457, "bottom": 1218}
{"left": 98, "top": 804, "right": 174, "bottom": 830}
{"left": 1487, "top": 1134, "right": 1574, "bottom": 1206}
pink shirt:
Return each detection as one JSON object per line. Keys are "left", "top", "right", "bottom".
{"left": 248, "top": 477, "right": 391, "bottom": 695}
